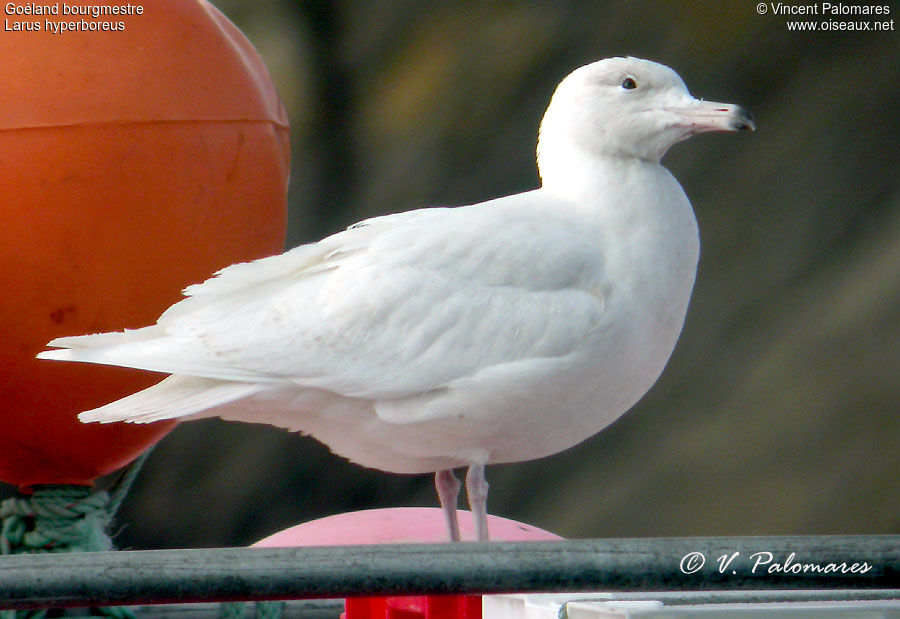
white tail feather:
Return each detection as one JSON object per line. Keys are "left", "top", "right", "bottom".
{"left": 45, "top": 326, "right": 164, "bottom": 350}
{"left": 78, "top": 375, "right": 264, "bottom": 424}
{"left": 39, "top": 329, "right": 279, "bottom": 383}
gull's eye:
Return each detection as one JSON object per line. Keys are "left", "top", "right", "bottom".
{"left": 621, "top": 76, "right": 637, "bottom": 90}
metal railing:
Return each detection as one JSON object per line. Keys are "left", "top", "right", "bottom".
{"left": 0, "top": 536, "right": 897, "bottom": 613}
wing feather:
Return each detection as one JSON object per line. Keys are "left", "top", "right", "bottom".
{"left": 41, "top": 193, "right": 609, "bottom": 402}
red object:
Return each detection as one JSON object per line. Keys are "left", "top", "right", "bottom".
{"left": 343, "top": 596, "right": 482, "bottom": 619}
{"left": 253, "top": 508, "right": 564, "bottom": 619}
{"left": 0, "top": 0, "right": 289, "bottom": 489}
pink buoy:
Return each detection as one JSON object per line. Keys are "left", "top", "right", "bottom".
{"left": 254, "top": 507, "right": 562, "bottom": 547}
{"left": 252, "top": 508, "right": 563, "bottom": 619}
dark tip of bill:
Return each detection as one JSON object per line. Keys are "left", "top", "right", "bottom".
{"left": 733, "top": 107, "right": 756, "bottom": 131}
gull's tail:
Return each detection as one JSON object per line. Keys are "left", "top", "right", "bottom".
{"left": 38, "top": 327, "right": 275, "bottom": 383}
{"left": 77, "top": 375, "right": 264, "bottom": 424}
{"left": 40, "top": 329, "right": 270, "bottom": 424}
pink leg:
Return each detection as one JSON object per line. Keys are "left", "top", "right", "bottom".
{"left": 466, "top": 464, "right": 490, "bottom": 542}
{"left": 435, "top": 469, "right": 461, "bottom": 542}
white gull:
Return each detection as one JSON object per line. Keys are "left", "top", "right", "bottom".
{"left": 39, "top": 57, "right": 754, "bottom": 542}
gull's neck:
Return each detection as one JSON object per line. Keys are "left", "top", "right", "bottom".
{"left": 536, "top": 137, "right": 700, "bottom": 348}
{"left": 535, "top": 137, "right": 699, "bottom": 272}
{"left": 538, "top": 145, "right": 669, "bottom": 209}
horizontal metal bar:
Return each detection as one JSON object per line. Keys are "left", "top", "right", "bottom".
{"left": 133, "top": 600, "right": 344, "bottom": 618}
{"left": 129, "top": 591, "right": 900, "bottom": 618}
{"left": 0, "top": 536, "right": 896, "bottom": 610}
{"left": 531, "top": 589, "right": 900, "bottom": 606}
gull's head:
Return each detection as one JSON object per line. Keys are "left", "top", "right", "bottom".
{"left": 537, "top": 57, "right": 754, "bottom": 176}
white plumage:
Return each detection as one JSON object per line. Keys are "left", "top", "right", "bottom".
{"left": 39, "top": 57, "right": 753, "bottom": 541}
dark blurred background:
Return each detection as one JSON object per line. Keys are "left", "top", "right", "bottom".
{"left": 68, "top": 1, "right": 900, "bottom": 547}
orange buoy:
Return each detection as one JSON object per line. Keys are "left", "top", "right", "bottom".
{"left": 0, "top": 0, "right": 289, "bottom": 489}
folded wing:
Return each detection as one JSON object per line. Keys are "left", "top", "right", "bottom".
{"left": 41, "top": 193, "right": 609, "bottom": 422}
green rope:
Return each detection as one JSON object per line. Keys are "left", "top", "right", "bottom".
{"left": 0, "top": 485, "right": 113, "bottom": 554}
{"left": 0, "top": 449, "right": 285, "bottom": 618}
{"left": 220, "top": 602, "right": 246, "bottom": 619}
{"left": 0, "top": 449, "right": 153, "bottom": 618}
{"left": 253, "top": 601, "right": 285, "bottom": 618}
{"left": 219, "top": 601, "right": 284, "bottom": 619}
